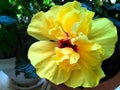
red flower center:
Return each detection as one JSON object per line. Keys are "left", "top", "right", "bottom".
{"left": 58, "top": 39, "right": 78, "bottom": 52}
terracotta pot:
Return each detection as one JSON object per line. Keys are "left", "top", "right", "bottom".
{"left": 0, "top": 57, "right": 44, "bottom": 90}
{"left": 49, "top": 72, "right": 120, "bottom": 90}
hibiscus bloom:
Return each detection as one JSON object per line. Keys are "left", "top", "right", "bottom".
{"left": 27, "top": 1, "right": 117, "bottom": 88}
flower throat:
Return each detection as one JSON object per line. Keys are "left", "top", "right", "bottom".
{"left": 58, "top": 39, "right": 78, "bottom": 52}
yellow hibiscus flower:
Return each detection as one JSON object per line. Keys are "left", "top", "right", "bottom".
{"left": 27, "top": 1, "right": 117, "bottom": 88}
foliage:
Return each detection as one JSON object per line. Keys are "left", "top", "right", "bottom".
{"left": 0, "top": 24, "right": 18, "bottom": 58}
{"left": 0, "top": 1, "right": 17, "bottom": 58}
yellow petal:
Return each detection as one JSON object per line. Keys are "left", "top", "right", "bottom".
{"left": 72, "top": 8, "right": 94, "bottom": 36}
{"left": 54, "top": 47, "right": 80, "bottom": 64}
{"left": 65, "top": 67, "right": 105, "bottom": 88}
{"left": 49, "top": 25, "right": 67, "bottom": 40}
{"left": 46, "top": 5, "right": 61, "bottom": 19}
{"left": 53, "top": 47, "right": 80, "bottom": 72}
{"left": 88, "top": 18, "right": 117, "bottom": 60}
{"left": 27, "top": 12, "right": 55, "bottom": 40}
{"left": 58, "top": 1, "right": 94, "bottom": 36}
{"left": 27, "top": 5, "right": 62, "bottom": 41}
{"left": 36, "top": 58, "right": 71, "bottom": 85}
{"left": 62, "top": 9, "right": 81, "bottom": 34}
{"left": 28, "top": 41, "right": 71, "bottom": 84}
{"left": 28, "top": 41, "right": 57, "bottom": 66}
{"left": 79, "top": 45, "right": 103, "bottom": 69}
{"left": 57, "top": 1, "right": 81, "bottom": 24}
{"left": 71, "top": 33, "right": 104, "bottom": 68}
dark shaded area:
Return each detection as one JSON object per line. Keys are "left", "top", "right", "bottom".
{"left": 101, "top": 41, "right": 120, "bottom": 81}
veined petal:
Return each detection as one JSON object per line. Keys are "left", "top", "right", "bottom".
{"left": 27, "top": 12, "right": 55, "bottom": 40}
{"left": 53, "top": 47, "right": 80, "bottom": 72}
{"left": 46, "top": 5, "right": 61, "bottom": 18}
{"left": 57, "top": 1, "right": 81, "bottom": 23}
{"left": 27, "top": 5, "right": 62, "bottom": 41}
{"left": 62, "top": 9, "right": 81, "bottom": 34}
{"left": 36, "top": 58, "right": 71, "bottom": 85}
{"left": 79, "top": 45, "right": 103, "bottom": 69}
{"left": 88, "top": 18, "right": 117, "bottom": 60}
{"left": 28, "top": 41, "right": 57, "bottom": 66}
{"left": 65, "top": 67, "right": 105, "bottom": 88}
{"left": 49, "top": 25, "right": 67, "bottom": 40}
{"left": 54, "top": 47, "right": 80, "bottom": 64}
{"left": 28, "top": 41, "right": 71, "bottom": 84}
{"left": 71, "top": 33, "right": 104, "bottom": 68}
{"left": 72, "top": 8, "right": 94, "bottom": 36}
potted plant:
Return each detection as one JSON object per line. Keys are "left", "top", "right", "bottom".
{"left": 27, "top": 0, "right": 120, "bottom": 90}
